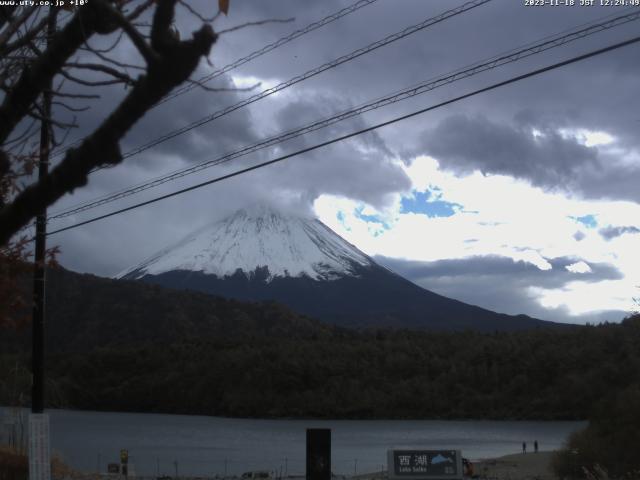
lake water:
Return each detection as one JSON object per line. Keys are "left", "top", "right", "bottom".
{"left": 1, "top": 408, "right": 585, "bottom": 476}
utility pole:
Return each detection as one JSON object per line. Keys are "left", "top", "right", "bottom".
{"left": 29, "top": 9, "right": 56, "bottom": 480}
{"left": 32, "top": 6, "right": 56, "bottom": 416}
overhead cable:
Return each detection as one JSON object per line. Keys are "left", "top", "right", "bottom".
{"left": 161, "top": 0, "right": 382, "bottom": 104}
{"left": 45, "top": 34, "right": 640, "bottom": 237}
{"left": 103, "top": 0, "right": 493, "bottom": 162}
{"left": 47, "top": 9, "right": 640, "bottom": 221}
{"left": 49, "top": 0, "right": 382, "bottom": 158}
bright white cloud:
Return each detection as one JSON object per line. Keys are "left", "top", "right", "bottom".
{"left": 314, "top": 155, "right": 640, "bottom": 321}
{"left": 532, "top": 279, "right": 636, "bottom": 316}
{"left": 565, "top": 261, "right": 592, "bottom": 274}
{"left": 231, "top": 74, "right": 280, "bottom": 92}
{"left": 559, "top": 128, "right": 615, "bottom": 148}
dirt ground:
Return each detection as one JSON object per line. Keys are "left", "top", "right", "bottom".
{"left": 473, "top": 451, "right": 556, "bottom": 480}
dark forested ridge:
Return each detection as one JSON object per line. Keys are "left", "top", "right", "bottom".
{"left": 2, "top": 267, "right": 639, "bottom": 420}
{"left": 134, "top": 264, "right": 556, "bottom": 332}
{"left": 28, "top": 318, "right": 640, "bottom": 419}
{"left": 1, "top": 267, "right": 336, "bottom": 354}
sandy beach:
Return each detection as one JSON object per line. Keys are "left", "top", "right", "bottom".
{"left": 472, "top": 452, "right": 556, "bottom": 480}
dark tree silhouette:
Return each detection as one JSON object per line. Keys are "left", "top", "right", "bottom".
{"left": 0, "top": 0, "right": 245, "bottom": 327}
{"left": 0, "top": 0, "right": 219, "bottom": 245}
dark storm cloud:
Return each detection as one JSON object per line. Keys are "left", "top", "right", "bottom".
{"left": 44, "top": 7, "right": 265, "bottom": 178}
{"left": 577, "top": 161, "right": 640, "bottom": 204}
{"left": 51, "top": 90, "right": 411, "bottom": 275}
{"left": 52, "top": 0, "right": 640, "bottom": 203}
{"left": 248, "top": 93, "right": 410, "bottom": 208}
{"left": 56, "top": 71, "right": 261, "bottom": 172}
{"left": 124, "top": 83, "right": 261, "bottom": 168}
{"left": 422, "top": 113, "right": 598, "bottom": 188}
{"left": 599, "top": 225, "right": 640, "bottom": 241}
{"left": 419, "top": 111, "right": 640, "bottom": 203}
{"left": 39, "top": 0, "right": 639, "bottom": 324}
{"left": 375, "top": 254, "right": 625, "bottom": 324}
{"left": 378, "top": 255, "right": 622, "bottom": 288}
{"left": 394, "top": 3, "right": 640, "bottom": 205}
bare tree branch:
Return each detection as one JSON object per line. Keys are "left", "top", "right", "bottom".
{"left": 1, "top": 15, "right": 48, "bottom": 56}
{"left": 0, "top": 6, "right": 36, "bottom": 51}
{"left": 52, "top": 116, "right": 76, "bottom": 147}
{"left": 119, "top": 25, "right": 158, "bottom": 64}
{"left": 3, "top": 117, "right": 38, "bottom": 148}
{"left": 28, "top": 102, "right": 78, "bottom": 130}
{"left": 80, "top": 43, "right": 146, "bottom": 70}
{"left": 49, "top": 90, "right": 101, "bottom": 100}
{"left": 59, "top": 68, "right": 130, "bottom": 87}
{"left": 65, "top": 61, "right": 138, "bottom": 84}
{"left": 179, "top": 0, "right": 217, "bottom": 23}
{"left": 80, "top": 29, "right": 124, "bottom": 54}
{"left": 0, "top": 0, "right": 217, "bottom": 244}
{"left": 151, "top": 0, "right": 178, "bottom": 52}
{"left": 0, "top": 0, "right": 119, "bottom": 144}
{"left": 52, "top": 101, "right": 90, "bottom": 113}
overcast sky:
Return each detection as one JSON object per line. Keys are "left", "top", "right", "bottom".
{"left": 46, "top": 0, "right": 640, "bottom": 325}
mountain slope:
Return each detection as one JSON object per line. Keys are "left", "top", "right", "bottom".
{"left": 118, "top": 205, "right": 374, "bottom": 281}
{"left": 0, "top": 267, "right": 336, "bottom": 355}
{"left": 119, "top": 205, "right": 557, "bottom": 332}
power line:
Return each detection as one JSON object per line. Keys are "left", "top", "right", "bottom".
{"left": 47, "top": 9, "right": 640, "bottom": 221}
{"left": 90, "top": 0, "right": 493, "bottom": 167}
{"left": 45, "top": 34, "right": 640, "bottom": 237}
{"left": 49, "top": 0, "right": 382, "bottom": 158}
{"left": 160, "top": 0, "right": 382, "bottom": 104}
{"left": 45, "top": 0, "right": 492, "bottom": 217}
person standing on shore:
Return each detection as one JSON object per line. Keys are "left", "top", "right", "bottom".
{"left": 522, "top": 442, "right": 527, "bottom": 454}
{"left": 534, "top": 440, "right": 538, "bottom": 453}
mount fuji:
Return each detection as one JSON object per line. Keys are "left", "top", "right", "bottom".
{"left": 117, "top": 205, "right": 555, "bottom": 331}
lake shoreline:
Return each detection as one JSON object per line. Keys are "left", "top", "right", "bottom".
{"left": 1, "top": 405, "right": 589, "bottom": 422}
{"left": 1, "top": 407, "right": 578, "bottom": 477}
{"left": 350, "top": 453, "right": 558, "bottom": 480}
{"left": 473, "top": 452, "right": 556, "bottom": 479}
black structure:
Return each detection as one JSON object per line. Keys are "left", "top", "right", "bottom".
{"left": 306, "top": 428, "right": 331, "bottom": 480}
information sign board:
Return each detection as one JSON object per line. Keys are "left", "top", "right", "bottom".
{"left": 387, "top": 449, "right": 462, "bottom": 480}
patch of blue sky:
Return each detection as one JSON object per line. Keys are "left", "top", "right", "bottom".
{"left": 353, "top": 206, "right": 391, "bottom": 232}
{"left": 401, "top": 190, "right": 463, "bottom": 218}
{"left": 355, "top": 209, "right": 383, "bottom": 224}
{"left": 336, "top": 211, "right": 351, "bottom": 231}
{"left": 570, "top": 214, "right": 598, "bottom": 228}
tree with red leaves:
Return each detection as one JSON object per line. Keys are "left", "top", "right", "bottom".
{"left": 0, "top": 0, "right": 233, "bottom": 325}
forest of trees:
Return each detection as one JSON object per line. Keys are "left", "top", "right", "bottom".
{"left": 551, "top": 382, "right": 640, "bottom": 478}
{"left": 2, "top": 277, "right": 639, "bottom": 420}
{"left": 2, "top": 268, "right": 640, "bottom": 475}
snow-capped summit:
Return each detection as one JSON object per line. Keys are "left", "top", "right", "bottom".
{"left": 117, "top": 204, "right": 556, "bottom": 332}
{"left": 117, "top": 204, "right": 374, "bottom": 282}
